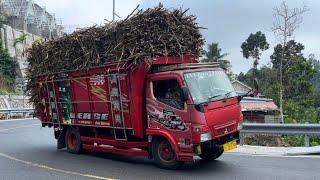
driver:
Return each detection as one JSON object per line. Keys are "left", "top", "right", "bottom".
{"left": 162, "top": 84, "right": 184, "bottom": 109}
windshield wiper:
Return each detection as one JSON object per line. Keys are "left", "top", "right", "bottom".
{"left": 196, "top": 94, "right": 223, "bottom": 106}
{"left": 223, "top": 91, "right": 235, "bottom": 99}
{"left": 207, "top": 94, "right": 224, "bottom": 101}
{"left": 198, "top": 91, "right": 235, "bottom": 105}
{"left": 208, "top": 91, "right": 235, "bottom": 101}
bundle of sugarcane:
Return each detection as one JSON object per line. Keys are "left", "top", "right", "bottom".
{"left": 26, "top": 4, "right": 205, "bottom": 100}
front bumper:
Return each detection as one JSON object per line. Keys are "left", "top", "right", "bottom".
{"left": 176, "top": 131, "right": 240, "bottom": 161}
{"left": 195, "top": 131, "right": 239, "bottom": 155}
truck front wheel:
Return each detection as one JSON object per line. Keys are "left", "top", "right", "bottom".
{"left": 152, "top": 138, "right": 182, "bottom": 169}
{"left": 65, "top": 127, "right": 82, "bottom": 154}
{"left": 199, "top": 145, "right": 224, "bottom": 161}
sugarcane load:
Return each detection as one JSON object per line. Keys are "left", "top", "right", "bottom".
{"left": 26, "top": 4, "right": 204, "bottom": 98}
{"left": 28, "top": 4, "right": 245, "bottom": 169}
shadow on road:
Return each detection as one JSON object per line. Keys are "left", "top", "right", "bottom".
{"left": 80, "top": 150, "right": 230, "bottom": 172}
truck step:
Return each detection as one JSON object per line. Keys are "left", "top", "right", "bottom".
{"left": 80, "top": 137, "right": 148, "bottom": 148}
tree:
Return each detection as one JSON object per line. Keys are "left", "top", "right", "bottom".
{"left": 284, "top": 56, "right": 315, "bottom": 100}
{"left": 241, "top": 31, "right": 269, "bottom": 70}
{"left": 309, "top": 54, "right": 320, "bottom": 91}
{"left": 203, "top": 43, "right": 229, "bottom": 62}
{"left": 202, "top": 43, "right": 232, "bottom": 77}
{"left": 270, "top": 40, "right": 304, "bottom": 69}
{"left": 237, "top": 66, "right": 279, "bottom": 103}
{"left": 308, "top": 54, "right": 320, "bottom": 107}
{"left": 272, "top": 1, "right": 308, "bottom": 123}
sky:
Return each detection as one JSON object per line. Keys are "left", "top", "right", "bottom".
{"left": 33, "top": 0, "right": 320, "bottom": 74}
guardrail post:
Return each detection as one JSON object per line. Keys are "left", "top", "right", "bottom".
{"left": 8, "top": 111, "right": 12, "bottom": 120}
{"left": 305, "top": 135, "right": 310, "bottom": 147}
{"left": 239, "top": 132, "right": 244, "bottom": 146}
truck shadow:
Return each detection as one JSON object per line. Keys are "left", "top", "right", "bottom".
{"left": 83, "top": 151, "right": 229, "bottom": 172}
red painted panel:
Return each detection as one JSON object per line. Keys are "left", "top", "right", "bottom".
{"left": 89, "top": 78, "right": 109, "bottom": 113}
{"left": 203, "top": 97, "right": 241, "bottom": 137}
{"left": 82, "top": 144, "right": 148, "bottom": 157}
{"left": 152, "top": 56, "right": 198, "bottom": 65}
{"left": 81, "top": 137, "right": 148, "bottom": 148}
{"left": 71, "top": 77, "right": 91, "bottom": 113}
{"left": 129, "top": 63, "right": 149, "bottom": 137}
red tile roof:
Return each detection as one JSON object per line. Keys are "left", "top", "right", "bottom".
{"left": 240, "top": 97, "right": 278, "bottom": 111}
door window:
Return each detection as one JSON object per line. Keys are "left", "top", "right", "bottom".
{"left": 152, "top": 79, "right": 185, "bottom": 110}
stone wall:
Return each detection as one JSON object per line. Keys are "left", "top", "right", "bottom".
{"left": 1, "top": 24, "right": 42, "bottom": 78}
{"left": 0, "top": 24, "right": 43, "bottom": 93}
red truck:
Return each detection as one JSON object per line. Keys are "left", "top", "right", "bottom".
{"left": 37, "top": 56, "right": 243, "bottom": 169}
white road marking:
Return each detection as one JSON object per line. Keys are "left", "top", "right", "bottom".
{"left": 0, "top": 120, "right": 118, "bottom": 179}
{"left": 0, "top": 152, "right": 118, "bottom": 180}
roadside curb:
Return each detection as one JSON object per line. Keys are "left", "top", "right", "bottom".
{"left": 229, "top": 145, "right": 320, "bottom": 156}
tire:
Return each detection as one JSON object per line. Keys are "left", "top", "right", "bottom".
{"left": 199, "top": 145, "right": 224, "bottom": 161}
{"left": 65, "top": 127, "right": 82, "bottom": 154}
{"left": 152, "top": 138, "right": 182, "bottom": 169}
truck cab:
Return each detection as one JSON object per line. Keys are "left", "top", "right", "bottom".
{"left": 145, "top": 59, "right": 243, "bottom": 168}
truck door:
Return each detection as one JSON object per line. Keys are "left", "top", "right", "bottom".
{"left": 146, "top": 77, "right": 193, "bottom": 153}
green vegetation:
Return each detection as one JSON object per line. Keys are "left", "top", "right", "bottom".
{"left": 13, "top": 33, "right": 28, "bottom": 48}
{"left": 238, "top": 39, "right": 320, "bottom": 146}
{"left": 241, "top": 31, "right": 269, "bottom": 70}
{"left": 0, "top": 41, "right": 17, "bottom": 94}
{"left": 0, "top": 17, "right": 17, "bottom": 94}
{"left": 0, "top": 16, "right": 17, "bottom": 94}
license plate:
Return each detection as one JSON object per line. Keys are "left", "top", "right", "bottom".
{"left": 223, "top": 140, "right": 237, "bottom": 152}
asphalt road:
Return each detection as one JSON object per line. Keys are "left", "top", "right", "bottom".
{"left": 0, "top": 119, "right": 319, "bottom": 180}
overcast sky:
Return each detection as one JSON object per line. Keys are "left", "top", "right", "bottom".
{"left": 33, "top": 0, "right": 320, "bottom": 74}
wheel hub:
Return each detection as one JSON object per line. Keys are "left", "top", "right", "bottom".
{"left": 158, "top": 141, "right": 174, "bottom": 162}
{"left": 67, "top": 132, "right": 77, "bottom": 149}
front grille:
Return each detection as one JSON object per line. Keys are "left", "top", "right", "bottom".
{"left": 211, "top": 124, "right": 236, "bottom": 137}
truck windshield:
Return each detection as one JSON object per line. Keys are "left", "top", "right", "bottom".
{"left": 184, "top": 70, "right": 237, "bottom": 104}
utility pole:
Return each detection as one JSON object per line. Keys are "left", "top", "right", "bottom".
{"left": 112, "top": 0, "right": 121, "bottom": 22}
{"left": 113, "top": 0, "right": 115, "bottom": 21}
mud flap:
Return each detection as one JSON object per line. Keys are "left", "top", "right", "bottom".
{"left": 55, "top": 127, "right": 67, "bottom": 149}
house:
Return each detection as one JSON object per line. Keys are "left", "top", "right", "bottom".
{"left": 232, "top": 80, "right": 281, "bottom": 123}
{"left": 232, "top": 80, "right": 253, "bottom": 95}
{"left": 240, "top": 97, "right": 280, "bottom": 123}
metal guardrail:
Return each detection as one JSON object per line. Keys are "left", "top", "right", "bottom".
{"left": 241, "top": 123, "right": 320, "bottom": 147}
{"left": 0, "top": 108, "right": 34, "bottom": 119}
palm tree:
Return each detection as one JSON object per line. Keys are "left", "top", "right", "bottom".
{"left": 203, "top": 43, "right": 229, "bottom": 62}
{"left": 202, "top": 43, "right": 233, "bottom": 78}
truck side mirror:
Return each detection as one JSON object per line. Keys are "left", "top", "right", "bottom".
{"left": 181, "top": 86, "right": 189, "bottom": 103}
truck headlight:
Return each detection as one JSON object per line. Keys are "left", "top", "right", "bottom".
{"left": 237, "top": 122, "right": 243, "bottom": 131}
{"left": 200, "top": 132, "right": 212, "bottom": 142}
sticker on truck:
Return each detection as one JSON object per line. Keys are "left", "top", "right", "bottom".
{"left": 149, "top": 109, "right": 188, "bottom": 131}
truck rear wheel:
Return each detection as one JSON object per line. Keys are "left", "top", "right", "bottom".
{"left": 152, "top": 138, "right": 182, "bottom": 169}
{"left": 65, "top": 127, "right": 82, "bottom": 154}
{"left": 199, "top": 145, "right": 224, "bottom": 161}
